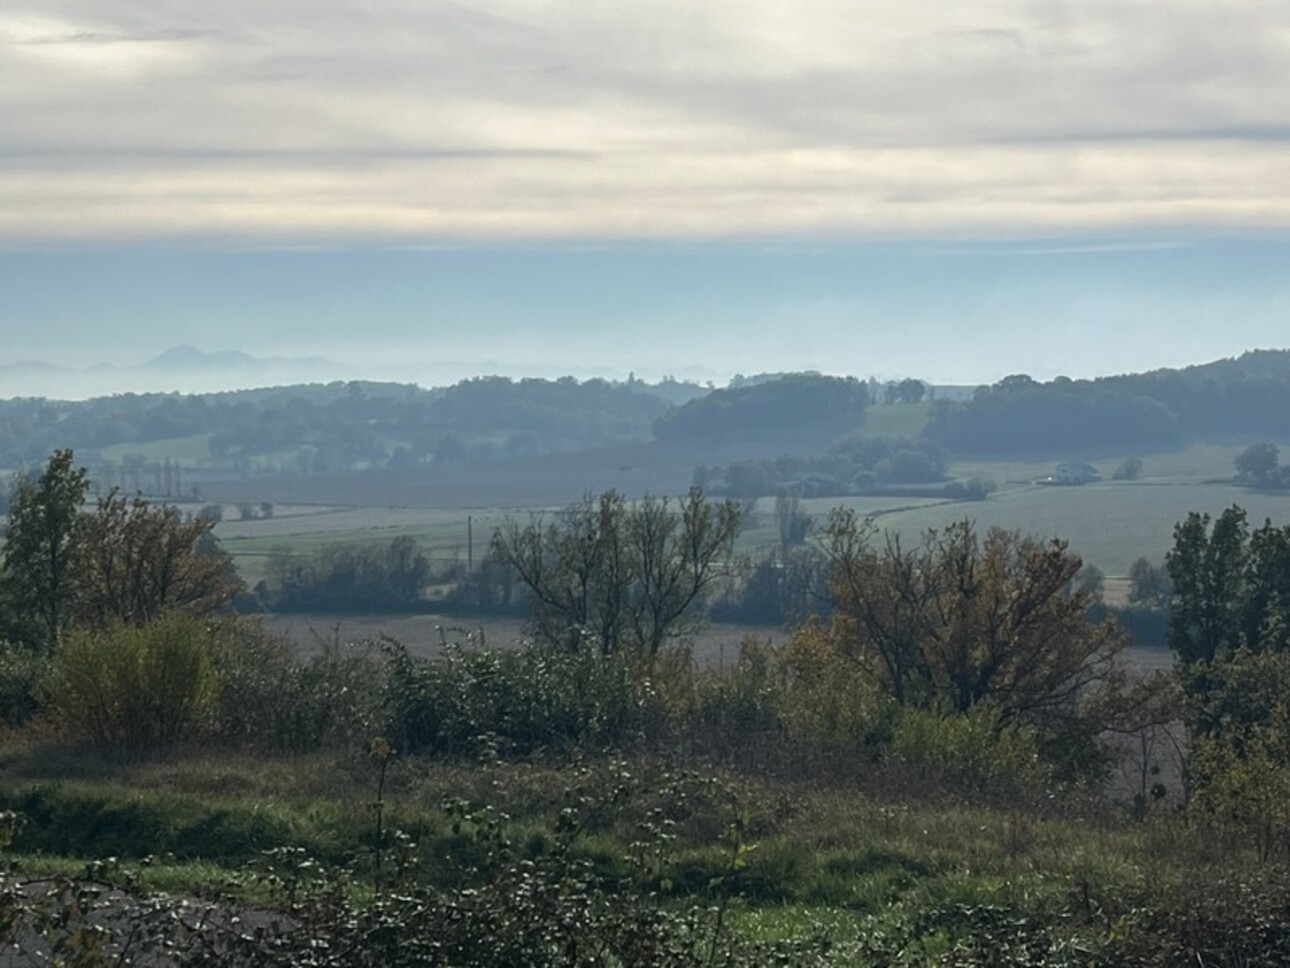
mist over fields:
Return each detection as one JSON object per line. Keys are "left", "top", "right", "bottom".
{"left": 5, "top": 237, "right": 1290, "bottom": 400}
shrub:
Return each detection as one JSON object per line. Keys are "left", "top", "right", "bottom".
{"left": 776, "top": 623, "right": 897, "bottom": 759}
{"left": 1113, "top": 866, "right": 1290, "bottom": 966}
{"left": 384, "top": 641, "right": 668, "bottom": 757}
{"left": 0, "top": 641, "right": 51, "bottom": 728}
{"left": 889, "top": 705, "right": 1051, "bottom": 797}
{"left": 211, "top": 624, "right": 386, "bottom": 754}
{"left": 689, "top": 638, "right": 782, "bottom": 743}
{"left": 48, "top": 612, "right": 219, "bottom": 754}
{"left": 944, "top": 477, "right": 997, "bottom": 500}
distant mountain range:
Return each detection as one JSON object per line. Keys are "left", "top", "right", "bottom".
{"left": 0, "top": 346, "right": 721, "bottom": 401}
{"left": 0, "top": 346, "right": 354, "bottom": 399}
{"left": 140, "top": 345, "right": 340, "bottom": 372}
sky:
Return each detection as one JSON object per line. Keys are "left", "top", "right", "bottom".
{"left": 2, "top": 1, "right": 1289, "bottom": 394}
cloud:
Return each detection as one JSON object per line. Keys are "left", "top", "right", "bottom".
{"left": 2, "top": 0, "right": 1289, "bottom": 241}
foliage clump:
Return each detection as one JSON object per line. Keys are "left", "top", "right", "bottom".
{"left": 48, "top": 612, "right": 221, "bottom": 753}
{"left": 1, "top": 450, "right": 239, "bottom": 652}
{"left": 816, "top": 512, "right": 1124, "bottom": 779}
{"left": 266, "top": 535, "right": 432, "bottom": 612}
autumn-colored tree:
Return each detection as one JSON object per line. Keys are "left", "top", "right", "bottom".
{"left": 822, "top": 510, "right": 1124, "bottom": 732}
{"left": 72, "top": 490, "right": 241, "bottom": 628}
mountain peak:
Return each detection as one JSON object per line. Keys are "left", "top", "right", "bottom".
{"left": 142, "top": 346, "right": 258, "bottom": 370}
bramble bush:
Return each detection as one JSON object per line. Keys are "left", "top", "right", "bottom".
{"left": 383, "top": 640, "right": 672, "bottom": 758}
{"left": 211, "top": 624, "right": 385, "bottom": 755}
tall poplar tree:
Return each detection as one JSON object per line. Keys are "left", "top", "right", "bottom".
{"left": 1, "top": 450, "right": 90, "bottom": 651}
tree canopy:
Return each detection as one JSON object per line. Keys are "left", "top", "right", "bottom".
{"left": 925, "top": 350, "right": 1290, "bottom": 456}
{"left": 1, "top": 450, "right": 239, "bottom": 649}
{"left": 818, "top": 512, "right": 1125, "bottom": 766}
{"left": 0, "top": 449, "right": 90, "bottom": 650}
{"left": 652, "top": 374, "right": 867, "bottom": 448}
{"left": 73, "top": 490, "right": 241, "bottom": 628}
{"left": 1163, "top": 506, "right": 1290, "bottom": 668}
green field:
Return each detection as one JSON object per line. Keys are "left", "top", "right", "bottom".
{"left": 951, "top": 441, "right": 1253, "bottom": 488}
{"left": 216, "top": 506, "right": 519, "bottom": 585}
{"left": 222, "top": 493, "right": 955, "bottom": 586}
{"left": 867, "top": 480, "right": 1290, "bottom": 576}
{"left": 852, "top": 400, "right": 934, "bottom": 439}
{"left": 209, "top": 440, "right": 1290, "bottom": 588}
{"left": 864, "top": 442, "right": 1290, "bottom": 575}
{"left": 100, "top": 432, "right": 215, "bottom": 466}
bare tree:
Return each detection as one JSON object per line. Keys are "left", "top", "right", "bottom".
{"left": 630, "top": 490, "right": 743, "bottom": 654}
{"left": 492, "top": 488, "right": 742, "bottom": 655}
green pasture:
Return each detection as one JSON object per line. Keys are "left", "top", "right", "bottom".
{"left": 217, "top": 506, "right": 518, "bottom": 585}
{"left": 213, "top": 440, "right": 1290, "bottom": 587}
{"left": 951, "top": 441, "right": 1262, "bottom": 488}
{"left": 100, "top": 432, "right": 214, "bottom": 466}
{"left": 866, "top": 480, "right": 1290, "bottom": 577}
{"left": 853, "top": 401, "right": 933, "bottom": 440}
{"left": 776, "top": 442, "right": 1286, "bottom": 577}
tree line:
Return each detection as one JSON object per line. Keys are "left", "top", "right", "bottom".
{"left": 695, "top": 436, "right": 953, "bottom": 498}
{"left": 652, "top": 374, "right": 868, "bottom": 448}
{"left": 0, "top": 450, "right": 240, "bottom": 652}
{"left": 926, "top": 349, "right": 1290, "bottom": 455}
{"left": 0, "top": 375, "right": 692, "bottom": 472}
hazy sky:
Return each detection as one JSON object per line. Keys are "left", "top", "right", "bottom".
{"left": 3, "top": 1, "right": 1289, "bottom": 389}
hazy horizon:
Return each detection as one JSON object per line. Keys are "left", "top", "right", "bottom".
{"left": 4, "top": 235, "right": 1289, "bottom": 401}
{"left": 4, "top": 3, "right": 1289, "bottom": 398}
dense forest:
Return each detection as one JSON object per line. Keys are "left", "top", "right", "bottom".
{"left": 652, "top": 374, "right": 869, "bottom": 448}
{"left": 0, "top": 375, "right": 701, "bottom": 473}
{"left": 927, "top": 349, "right": 1290, "bottom": 454}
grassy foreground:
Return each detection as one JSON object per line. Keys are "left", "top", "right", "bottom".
{"left": 0, "top": 597, "right": 1284, "bottom": 965}
{"left": 0, "top": 736, "right": 1285, "bottom": 966}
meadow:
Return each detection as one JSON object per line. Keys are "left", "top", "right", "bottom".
{"left": 869, "top": 442, "right": 1289, "bottom": 576}
{"left": 213, "top": 439, "right": 1287, "bottom": 592}
{"left": 100, "top": 432, "right": 215, "bottom": 466}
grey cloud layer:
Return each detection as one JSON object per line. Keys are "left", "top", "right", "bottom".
{"left": 2, "top": 0, "right": 1289, "bottom": 239}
